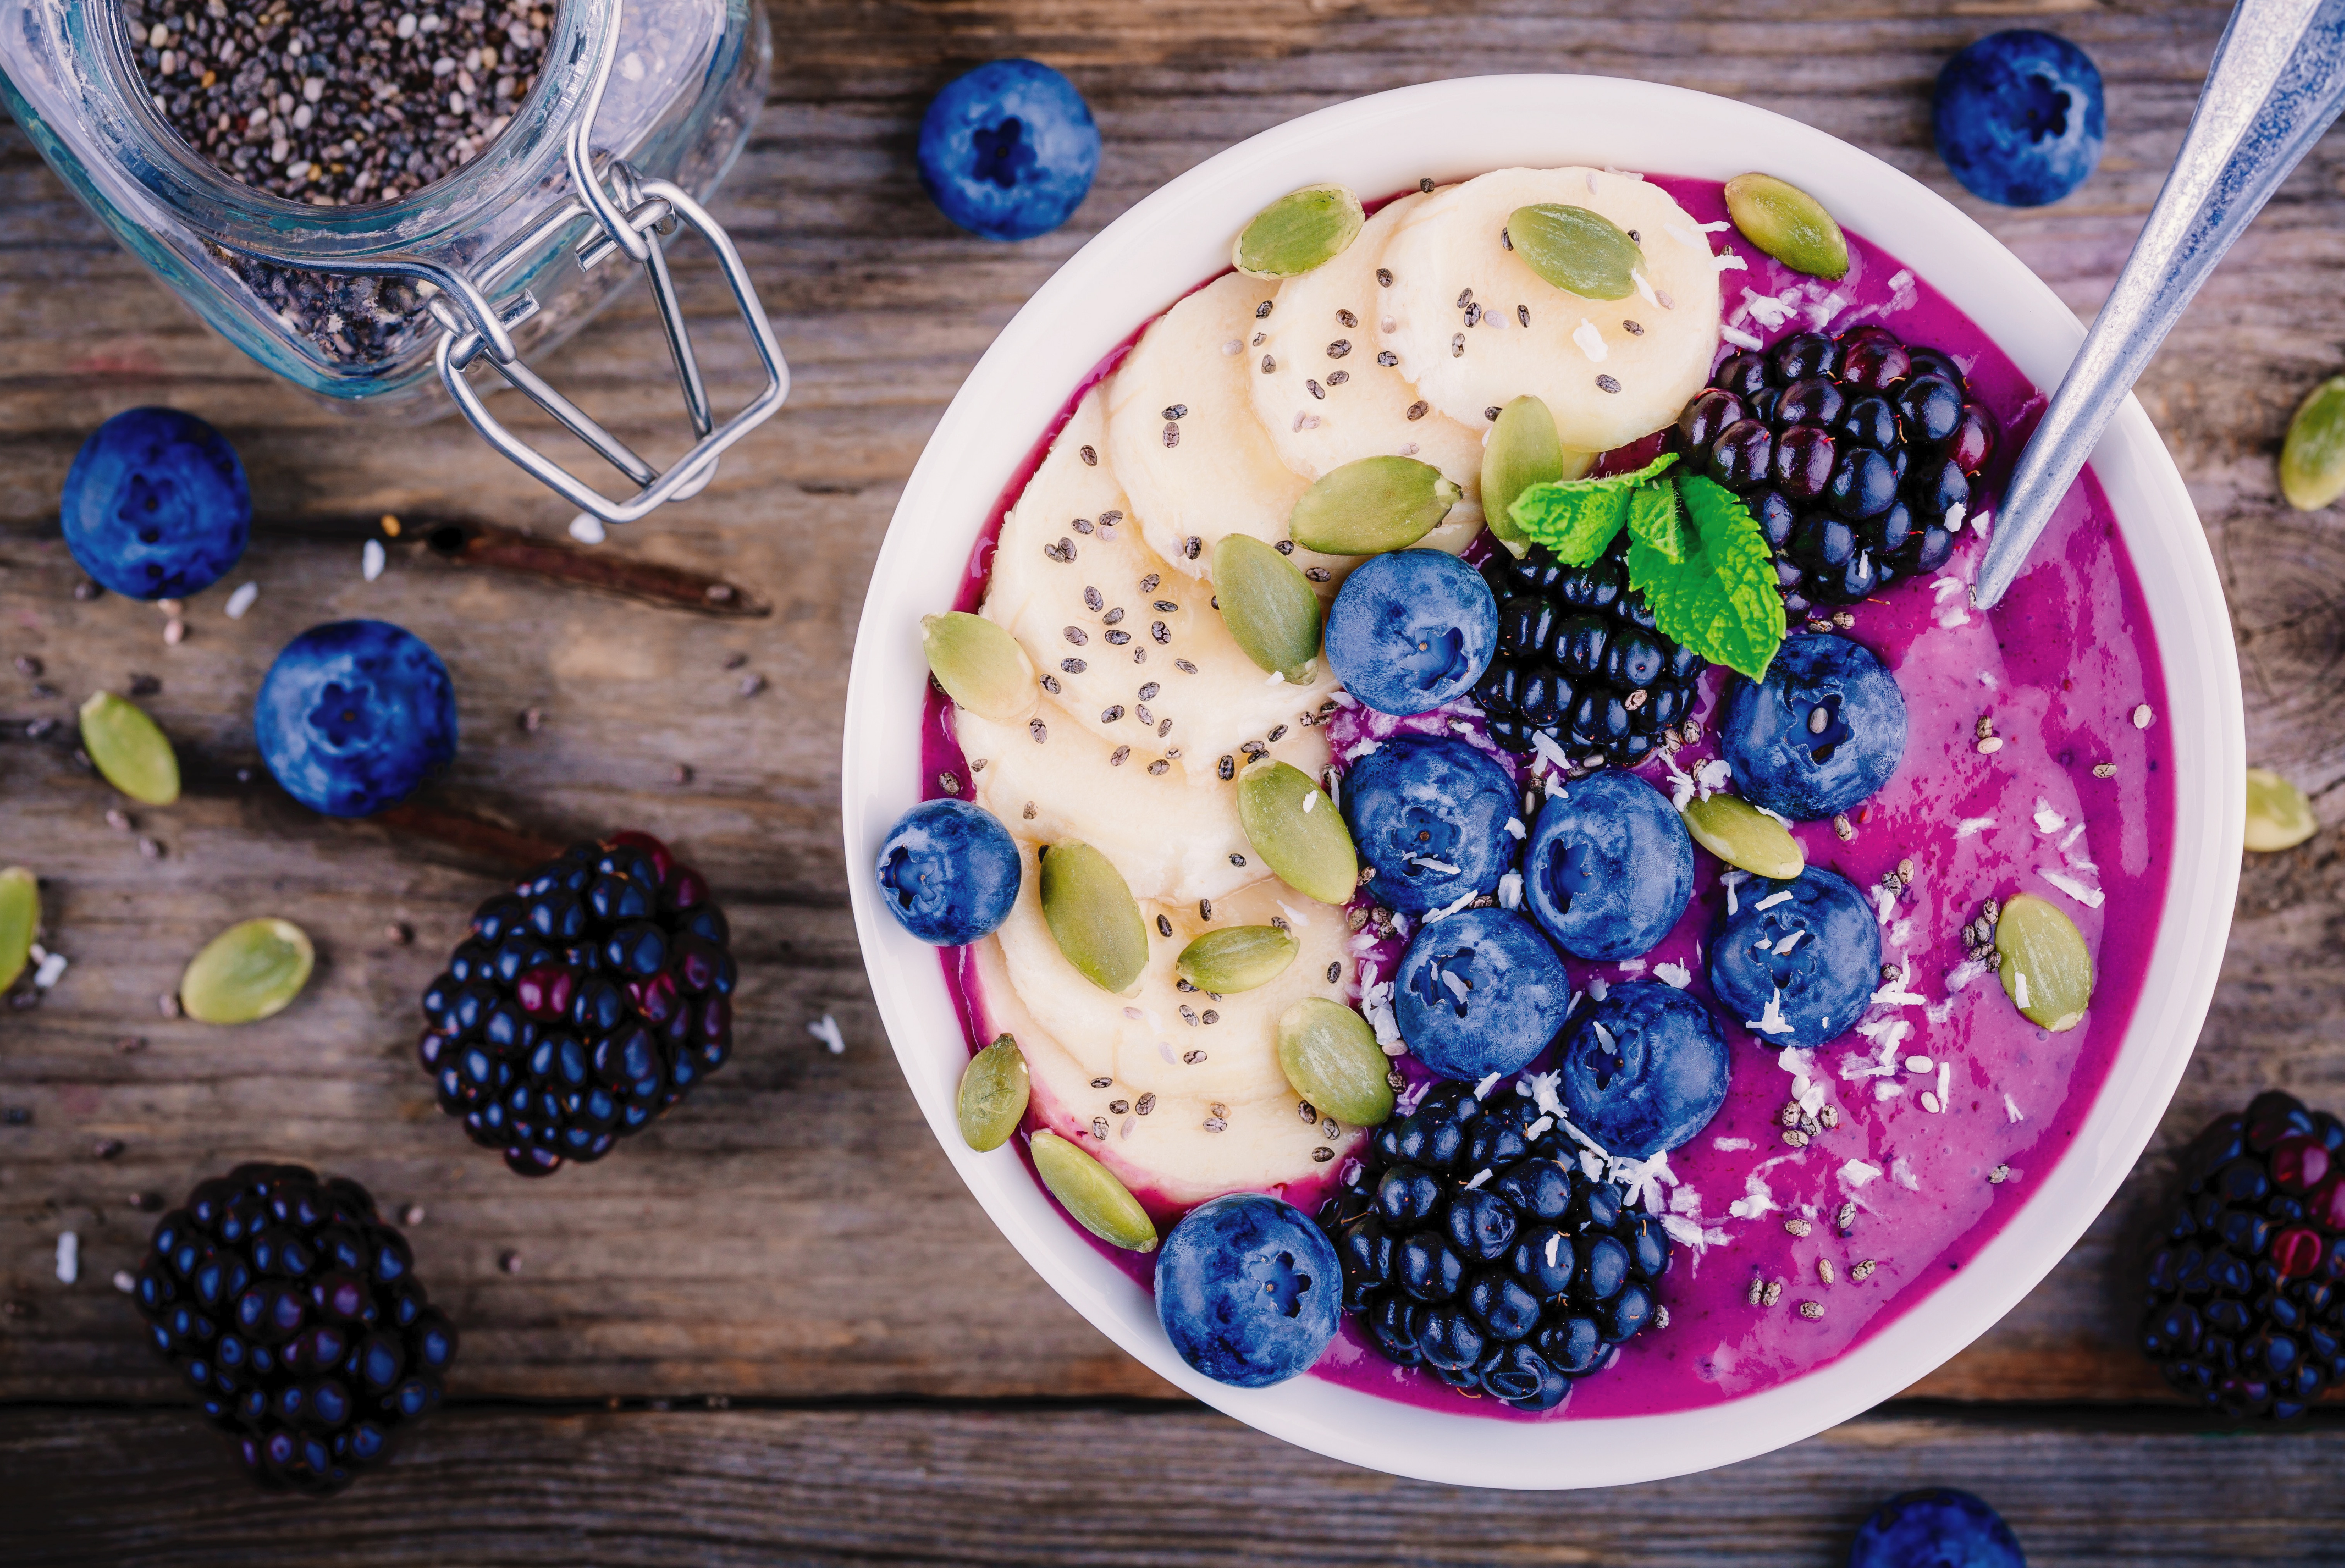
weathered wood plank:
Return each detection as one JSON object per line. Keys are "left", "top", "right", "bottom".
{"left": 3, "top": 0, "right": 2345, "bottom": 1425}
{"left": 6, "top": 1403, "right": 2345, "bottom": 1565}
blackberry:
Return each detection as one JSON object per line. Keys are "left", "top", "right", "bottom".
{"left": 1319, "top": 1083, "right": 1673, "bottom": 1410}
{"left": 133, "top": 1163, "right": 456, "bottom": 1496}
{"left": 1472, "top": 533, "right": 1707, "bottom": 769}
{"left": 2141, "top": 1091, "right": 2345, "bottom": 1420}
{"left": 418, "top": 831, "right": 737, "bottom": 1177}
{"left": 1675, "top": 325, "right": 2000, "bottom": 614}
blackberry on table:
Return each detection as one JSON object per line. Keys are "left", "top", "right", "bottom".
{"left": 1675, "top": 324, "right": 2000, "bottom": 614}
{"left": 1319, "top": 1083, "right": 1672, "bottom": 1410}
{"left": 1473, "top": 533, "right": 1706, "bottom": 769}
{"left": 2141, "top": 1091, "right": 2345, "bottom": 1420}
{"left": 418, "top": 831, "right": 737, "bottom": 1177}
{"left": 133, "top": 1163, "right": 457, "bottom": 1496}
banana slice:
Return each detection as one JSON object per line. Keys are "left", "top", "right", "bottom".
{"left": 1379, "top": 167, "right": 1722, "bottom": 453}
{"left": 1105, "top": 272, "right": 1343, "bottom": 582}
{"left": 983, "top": 386, "right": 1343, "bottom": 773}
{"left": 1252, "top": 189, "right": 1493, "bottom": 494}
{"left": 980, "top": 858, "right": 1364, "bottom": 1206}
{"left": 956, "top": 704, "right": 1327, "bottom": 907}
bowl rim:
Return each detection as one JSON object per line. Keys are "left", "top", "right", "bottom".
{"left": 840, "top": 72, "right": 2244, "bottom": 1490}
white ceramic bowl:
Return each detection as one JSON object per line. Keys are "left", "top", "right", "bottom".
{"left": 840, "top": 75, "right": 2244, "bottom": 1490}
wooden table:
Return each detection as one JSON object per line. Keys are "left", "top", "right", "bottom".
{"left": 6, "top": 2, "right": 2345, "bottom": 1559}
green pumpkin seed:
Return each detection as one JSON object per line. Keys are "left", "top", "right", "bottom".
{"left": 2280, "top": 375, "right": 2345, "bottom": 511}
{"left": 1680, "top": 793, "right": 1805, "bottom": 880}
{"left": 1212, "top": 535, "right": 1321, "bottom": 683}
{"left": 2246, "top": 768, "right": 2319, "bottom": 852}
{"left": 1176, "top": 924, "right": 1300, "bottom": 993}
{"left": 180, "top": 917, "right": 315, "bottom": 1025}
{"left": 79, "top": 691, "right": 179, "bottom": 806}
{"left": 1722, "top": 173, "right": 1849, "bottom": 282}
{"left": 1994, "top": 893, "right": 2092, "bottom": 1033}
{"left": 957, "top": 1033, "right": 1031, "bottom": 1151}
{"left": 1030, "top": 1129, "right": 1157, "bottom": 1251}
{"left": 1277, "top": 998, "right": 1394, "bottom": 1127}
{"left": 922, "top": 612, "right": 1036, "bottom": 722}
{"left": 1507, "top": 204, "right": 1641, "bottom": 300}
{"left": 1237, "top": 758, "right": 1358, "bottom": 906}
{"left": 0, "top": 867, "right": 36, "bottom": 995}
{"left": 1287, "top": 456, "right": 1461, "bottom": 556}
{"left": 1038, "top": 841, "right": 1150, "bottom": 994}
{"left": 1232, "top": 184, "right": 1365, "bottom": 279}
{"left": 1482, "top": 397, "right": 1567, "bottom": 557}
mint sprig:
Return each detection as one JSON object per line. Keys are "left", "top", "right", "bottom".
{"left": 1509, "top": 457, "right": 1785, "bottom": 680}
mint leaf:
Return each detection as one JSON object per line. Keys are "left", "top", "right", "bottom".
{"left": 1626, "top": 482, "right": 1685, "bottom": 564}
{"left": 1508, "top": 452, "right": 1680, "bottom": 566}
{"left": 1627, "top": 475, "right": 1785, "bottom": 681}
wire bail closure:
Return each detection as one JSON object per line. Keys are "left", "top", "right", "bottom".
{"left": 219, "top": 2, "right": 788, "bottom": 527}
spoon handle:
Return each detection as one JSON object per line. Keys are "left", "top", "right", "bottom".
{"left": 1972, "top": 0, "right": 2345, "bottom": 610}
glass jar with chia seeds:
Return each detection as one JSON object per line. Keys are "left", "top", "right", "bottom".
{"left": 0, "top": 0, "right": 787, "bottom": 524}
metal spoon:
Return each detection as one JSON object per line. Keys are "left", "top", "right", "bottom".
{"left": 1973, "top": 0, "right": 2345, "bottom": 610}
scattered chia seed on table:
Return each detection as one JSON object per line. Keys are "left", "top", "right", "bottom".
{"left": 123, "top": 0, "right": 555, "bottom": 362}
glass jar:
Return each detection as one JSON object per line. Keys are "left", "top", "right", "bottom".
{"left": 0, "top": 0, "right": 788, "bottom": 524}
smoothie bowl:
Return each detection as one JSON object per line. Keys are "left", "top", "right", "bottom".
{"left": 841, "top": 76, "right": 2242, "bottom": 1489}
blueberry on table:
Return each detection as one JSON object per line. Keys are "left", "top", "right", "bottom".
{"left": 1934, "top": 29, "right": 2105, "bottom": 208}
{"left": 1394, "top": 905, "right": 1572, "bottom": 1080}
{"left": 1325, "top": 549, "right": 1499, "bottom": 716}
{"left": 255, "top": 620, "right": 456, "bottom": 818}
{"left": 1720, "top": 633, "right": 1906, "bottom": 821}
{"left": 1523, "top": 768, "right": 1693, "bottom": 960}
{"left": 1559, "top": 981, "right": 1731, "bottom": 1156}
{"left": 1340, "top": 734, "right": 1518, "bottom": 916}
{"left": 876, "top": 798, "right": 1021, "bottom": 945}
{"left": 1848, "top": 1487, "right": 2027, "bottom": 1568}
{"left": 60, "top": 406, "right": 250, "bottom": 599}
{"left": 1708, "top": 867, "right": 1881, "bottom": 1049}
{"left": 1155, "top": 1193, "right": 1341, "bottom": 1388}
{"left": 918, "top": 60, "right": 1100, "bottom": 241}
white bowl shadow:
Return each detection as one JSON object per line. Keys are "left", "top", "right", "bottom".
{"left": 839, "top": 74, "right": 2244, "bottom": 1490}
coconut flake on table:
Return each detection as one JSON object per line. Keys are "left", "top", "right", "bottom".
{"left": 362, "top": 538, "right": 386, "bottom": 581}
{"left": 30, "top": 947, "right": 67, "bottom": 990}
{"left": 56, "top": 1231, "right": 78, "bottom": 1284}
{"left": 224, "top": 582, "right": 260, "bottom": 619}
{"left": 2039, "top": 867, "right": 2105, "bottom": 909}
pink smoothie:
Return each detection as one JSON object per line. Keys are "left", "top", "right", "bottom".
{"left": 918, "top": 174, "right": 2175, "bottom": 1420}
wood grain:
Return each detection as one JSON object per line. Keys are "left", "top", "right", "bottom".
{"left": 7, "top": 1403, "right": 2345, "bottom": 1565}
{"left": 5, "top": 0, "right": 2345, "bottom": 1525}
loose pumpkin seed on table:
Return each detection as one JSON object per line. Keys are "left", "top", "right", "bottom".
{"left": 1038, "top": 841, "right": 1151, "bottom": 994}
{"left": 78, "top": 691, "right": 179, "bottom": 806}
{"left": 958, "top": 1034, "right": 1032, "bottom": 1151}
{"left": 180, "top": 918, "right": 315, "bottom": 1025}
{"left": 1286, "top": 456, "right": 1460, "bottom": 555}
{"left": 0, "top": 867, "right": 36, "bottom": 994}
{"left": 1235, "top": 758, "right": 1358, "bottom": 906}
{"left": 2280, "top": 375, "right": 2345, "bottom": 511}
{"left": 1233, "top": 184, "right": 1365, "bottom": 278}
{"left": 1722, "top": 172, "right": 1850, "bottom": 281}
{"left": 1277, "top": 997, "right": 1394, "bottom": 1128}
{"left": 1212, "top": 534, "right": 1322, "bottom": 682}
{"left": 2245, "top": 768, "right": 2318, "bottom": 852}
{"left": 1176, "top": 925, "right": 1300, "bottom": 994}
{"left": 1029, "top": 1130, "right": 1157, "bottom": 1251}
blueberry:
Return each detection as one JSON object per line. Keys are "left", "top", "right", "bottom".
{"left": 1523, "top": 769, "right": 1694, "bottom": 960}
{"left": 1325, "top": 550, "right": 1499, "bottom": 716}
{"left": 61, "top": 407, "right": 250, "bottom": 600}
{"left": 1720, "top": 633, "right": 1906, "bottom": 820}
{"left": 1934, "top": 29, "right": 2105, "bottom": 208}
{"left": 1341, "top": 735, "right": 1518, "bottom": 915}
{"left": 254, "top": 621, "right": 456, "bottom": 818}
{"left": 1707, "top": 867, "right": 1881, "bottom": 1048}
{"left": 874, "top": 799, "right": 1021, "bottom": 945}
{"left": 1394, "top": 906, "right": 1573, "bottom": 1081}
{"left": 917, "top": 60, "right": 1099, "bottom": 241}
{"left": 1848, "top": 1488, "right": 2027, "bottom": 1568}
{"left": 1558, "top": 981, "right": 1732, "bottom": 1156}
{"left": 1154, "top": 1193, "right": 1341, "bottom": 1388}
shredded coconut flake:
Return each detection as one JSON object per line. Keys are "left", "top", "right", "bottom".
{"left": 1749, "top": 987, "right": 1795, "bottom": 1037}
{"left": 224, "top": 582, "right": 260, "bottom": 619}
{"left": 1955, "top": 816, "right": 1996, "bottom": 839}
{"left": 1721, "top": 869, "right": 1748, "bottom": 916}
{"left": 1754, "top": 890, "right": 1794, "bottom": 911}
{"left": 1718, "top": 321, "right": 1762, "bottom": 349}
{"left": 1714, "top": 1136, "right": 1755, "bottom": 1152}
{"left": 361, "top": 538, "right": 386, "bottom": 582}
{"left": 1572, "top": 318, "right": 1609, "bottom": 363}
{"left": 1715, "top": 251, "right": 1750, "bottom": 273}
{"left": 808, "top": 1015, "right": 845, "bottom": 1054}
{"left": 1504, "top": 817, "right": 1526, "bottom": 841}
{"left": 1654, "top": 960, "right": 1692, "bottom": 989}
{"left": 2033, "top": 801, "right": 2066, "bottom": 834}
{"left": 1497, "top": 872, "right": 1523, "bottom": 910}
{"left": 56, "top": 1231, "right": 78, "bottom": 1285}
{"left": 1840, "top": 1159, "right": 1882, "bottom": 1189}
{"left": 2005, "top": 1094, "right": 2026, "bottom": 1124}
{"left": 2039, "top": 867, "right": 2105, "bottom": 909}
